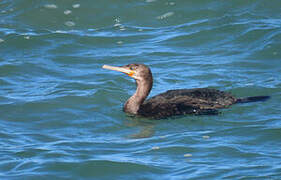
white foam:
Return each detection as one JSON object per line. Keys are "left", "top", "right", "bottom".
{"left": 114, "top": 18, "right": 121, "bottom": 23}
{"left": 202, "top": 135, "right": 210, "bottom": 139}
{"left": 114, "top": 23, "right": 122, "bottom": 27}
{"left": 44, "top": 4, "right": 58, "bottom": 9}
{"left": 72, "top": 4, "right": 80, "bottom": 8}
{"left": 146, "top": 0, "right": 157, "bottom": 2}
{"left": 157, "top": 12, "right": 174, "bottom": 19}
{"left": 151, "top": 146, "right": 160, "bottom": 150}
{"left": 65, "top": 21, "right": 75, "bottom": 27}
{"left": 64, "top": 10, "right": 72, "bottom": 15}
{"left": 55, "top": 30, "right": 67, "bottom": 33}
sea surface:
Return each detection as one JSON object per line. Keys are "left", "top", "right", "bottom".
{"left": 0, "top": 0, "right": 281, "bottom": 179}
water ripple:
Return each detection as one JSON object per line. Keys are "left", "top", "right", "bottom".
{"left": 0, "top": 0, "right": 281, "bottom": 179}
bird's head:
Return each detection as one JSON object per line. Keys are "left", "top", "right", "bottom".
{"left": 102, "top": 63, "right": 152, "bottom": 82}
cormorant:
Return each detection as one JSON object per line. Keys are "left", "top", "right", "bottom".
{"left": 103, "top": 64, "right": 269, "bottom": 119}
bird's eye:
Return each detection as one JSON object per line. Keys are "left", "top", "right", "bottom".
{"left": 130, "top": 67, "right": 134, "bottom": 70}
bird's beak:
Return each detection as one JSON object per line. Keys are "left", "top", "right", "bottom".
{"left": 102, "top": 65, "right": 135, "bottom": 77}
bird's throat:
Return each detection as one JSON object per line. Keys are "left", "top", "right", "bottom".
{"left": 124, "top": 80, "right": 152, "bottom": 114}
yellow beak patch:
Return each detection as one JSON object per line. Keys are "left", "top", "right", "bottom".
{"left": 127, "top": 71, "right": 135, "bottom": 77}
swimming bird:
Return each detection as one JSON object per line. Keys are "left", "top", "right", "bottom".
{"left": 103, "top": 64, "right": 269, "bottom": 119}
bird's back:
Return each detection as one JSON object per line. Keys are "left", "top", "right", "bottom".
{"left": 138, "top": 88, "right": 237, "bottom": 119}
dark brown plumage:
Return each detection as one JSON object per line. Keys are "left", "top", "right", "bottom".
{"left": 103, "top": 63, "right": 269, "bottom": 119}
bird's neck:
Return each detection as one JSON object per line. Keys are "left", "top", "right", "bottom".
{"left": 124, "top": 79, "right": 152, "bottom": 114}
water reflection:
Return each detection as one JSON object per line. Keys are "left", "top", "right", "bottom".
{"left": 125, "top": 116, "right": 156, "bottom": 139}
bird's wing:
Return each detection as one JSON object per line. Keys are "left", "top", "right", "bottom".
{"left": 140, "top": 95, "right": 218, "bottom": 119}
{"left": 147, "top": 88, "right": 236, "bottom": 108}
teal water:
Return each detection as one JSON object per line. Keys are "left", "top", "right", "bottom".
{"left": 1, "top": 0, "right": 281, "bottom": 179}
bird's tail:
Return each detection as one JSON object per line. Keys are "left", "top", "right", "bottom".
{"left": 236, "top": 96, "right": 270, "bottom": 103}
